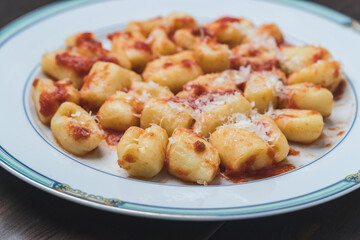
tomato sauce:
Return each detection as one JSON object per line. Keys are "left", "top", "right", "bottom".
{"left": 124, "top": 154, "right": 135, "bottom": 163}
{"left": 230, "top": 58, "right": 279, "bottom": 71}
{"left": 191, "top": 27, "right": 215, "bottom": 37}
{"left": 224, "top": 162, "right": 296, "bottom": 183}
{"left": 69, "top": 123, "right": 91, "bottom": 140}
{"left": 333, "top": 80, "right": 346, "bottom": 101}
{"left": 337, "top": 131, "right": 345, "bottom": 137}
{"left": 312, "top": 50, "right": 324, "bottom": 63}
{"left": 215, "top": 16, "right": 239, "bottom": 24}
{"left": 182, "top": 83, "right": 207, "bottom": 96}
{"left": 288, "top": 148, "right": 300, "bottom": 156}
{"left": 76, "top": 34, "right": 103, "bottom": 52}
{"left": 134, "top": 41, "right": 152, "bottom": 53}
{"left": 194, "top": 140, "right": 206, "bottom": 153}
{"left": 107, "top": 31, "right": 121, "bottom": 41}
{"left": 32, "top": 78, "right": 40, "bottom": 87}
{"left": 325, "top": 143, "right": 332, "bottom": 148}
{"left": 102, "top": 127, "right": 124, "bottom": 146}
{"left": 56, "top": 52, "right": 119, "bottom": 76}
{"left": 163, "top": 62, "right": 174, "bottom": 69}
{"left": 174, "top": 17, "right": 195, "bottom": 27}
{"left": 39, "top": 82, "right": 70, "bottom": 117}
{"left": 181, "top": 59, "right": 193, "bottom": 68}
{"left": 56, "top": 52, "right": 94, "bottom": 76}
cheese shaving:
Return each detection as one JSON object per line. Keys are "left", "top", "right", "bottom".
{"left": 219, "top": 112, "right": 274, "bottom": 143}
{"left": 212, "top": 66, "right": 251, "bottom": 85}
{"left": 168, "top": 137, "right": 175, "bottom": 144}
{"left": 167, "top": 101, "right": 187, "bottom": 113}
{"left": 70, "top": 111, "right": 81, "bottom": 117}
{"left": 196, "top": 180, "right": 208, "bottom": 186}
{"left": 190, "top": 92, "right": 240, "bottom": 120}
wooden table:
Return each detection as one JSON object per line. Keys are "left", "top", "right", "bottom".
{"left": 0, "top": 1, "right": 359, "bottom": 239}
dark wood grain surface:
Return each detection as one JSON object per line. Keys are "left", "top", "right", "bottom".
{"left": 0, "top": 1, "right": 359, "bottom": 239}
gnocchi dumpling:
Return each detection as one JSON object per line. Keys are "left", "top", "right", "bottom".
{"left": 272, "top": 109, "right": 324, "bottom": 144}
{"left": 65, "top": 32, "right": 95, "bottom": 48}
{"left": 108, "top": 31, "right": 151, "bottom": 73}
{"left": 125, "top": 16, "right": 164, "bottom": 35}
{"left": 192, "top": 92, "right": 252, "bottom": 137}
{"left": 287, "top": 60, "right": 343, "bottom": 92}
{"left": 128, "top": 81, "right": 174, "bottom": 102}
{"left": 278, "top": 83, "right": 333, "bottom": 117}
{"left": 163, "top": 12, "right": 197, "bottom": 33}
{"left": 210, "top": 126, "right": 275, "bottom": 175}
{"left": 173, "top": 27, "right": 215, "bottom": 50}
{"left": 142, "top": 51, "right": 203, "bottom": 93}
{"left": 80, "top": 61, "right": 141, "bottom": 110}
{"left": 32, "top": 78, "right": 79, "bottom": 125}
{"left": 194, "top": 37, "right": 230, "bottom": 73}
{"left": 50, "top": 102, "right": 103, "bottom": 155}
{"left": 254, "top": 115, "right": 289, "bottom": 162}
{"left": 140, "top": 98, "right": 194, "bottom": 136}
{"left": 97, "top": 91, "right": 143, "bottom": 131}
{"left": 206, "top": 16, "right": 254, "bottom": 48}
{"left": 166, "top": 127, "right": 220, "bottom": 184}
{"left": 42, "top": 32, "right": 130, "bottom": 90}
{"left": 256, "top": 23, "right": 284, "bottom": 45}
{"left": 66, "top": 32, "right": 131, "bottom": 69}
{"left": 176, "top": 72, "right": 239, "bottom": 99}
{"left": 230, "top": 42, "right": 279, "bottom": 71}
{"left": 244, "top": 71, "right": 283, "bottom": 113}
{"left": 148, "top": 26, "right": 177, "bottom": 57}
{"left": 279, "top": 45, "right": 331, "bottom": 74}
{"left": 117, "top": 125, "right": 168, "bottom": 178}
{"left": 41, "top": 51, "right": 85, "bottom": 89}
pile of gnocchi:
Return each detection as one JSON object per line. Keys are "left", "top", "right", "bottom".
{"left": 32, "top": 13, "right": 344, "bottom": 185}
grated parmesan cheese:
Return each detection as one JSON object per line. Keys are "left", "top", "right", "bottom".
{"left": 70, "top": 111, "right": 81, "bottom": 117}
{"left": 219, "top": 112, "right": 275, "bottom": 143}
{"left": 196, "top": 180, "right": 208, "bottom": 186}
{"left": 136, "top": 91, "right": 152, "bottom": 103}
{"left": 168, "top": 137, "right": 175, "bottom": 144}
{"left": 212, "top": 66, "right": 251, "bottom": 85}
{"left": 234, "top": 23, "right": 281, "bottom": 59}
{"left": 167, "top": 101, "right": 187, "bottom": 113}
{"left": 190, "top": 92, "right": 241, "bottom": 120}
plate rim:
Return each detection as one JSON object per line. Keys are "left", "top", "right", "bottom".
{"left": 1, "top": 0, "right": 360, "bottom": 221}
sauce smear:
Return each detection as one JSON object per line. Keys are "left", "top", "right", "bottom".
{"left": 224, "top": 162, "right": 296, "bottom": 183}
{"left": 288, "top": 148, "right": 300, "bottom": 156}
{"left": 102, "top": 128, "right": 124, "bottom": 146}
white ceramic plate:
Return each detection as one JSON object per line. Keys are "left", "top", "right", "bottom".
{"left": 0, "top": 0, "right": 360, "bottom": 221}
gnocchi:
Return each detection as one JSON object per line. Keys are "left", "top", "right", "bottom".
{"left": 194, "top": 37, "right": 230, "bottom": 73}
{"left": 271, "top": 109, "right": 324, "bottom": 144}
{"left": 244, "top": 71, "right": 283, "bottom": 113}
{"left": 97, "top": 91, "right": 143, "bottom": 131}
{"left": 140, "top": 98, "right": 194, "bottom": 136}
{"left": 32, "top": 13, "right": 346, "bottom": 185}
{"left": 166, "top": 127, "right": 220, "bottom": 184}
{"left": 108, "top": 31, "right": 151, "bottom": 73}
{"left": 51, "top": 102, "right": 103, "bottom": 155}
{"left": 278, "top": 83, "right": 333, "bottom": 117}
{"left": 117, "top": 125, "right": 168, "bottom": 178}
{"left": 142, "top": 51, "right": 203, "bottom": 93}
{"left": 80, "top": 61, "right": 141, "bottom": 110}
{"left": 32, "top": 78, "right": 79, "bottom": 124}
{"left": 210, "top": 126, "right": 275, "bottom": 175}
{"left": 287, "top": 60, "right": 343, "bottom": 92}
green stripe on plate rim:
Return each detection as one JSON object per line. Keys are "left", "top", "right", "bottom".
{"left": 0, "top": 146, "right": 357, "bottom": 216}
{"left": 0, "top": 150, "right": 54, "bottom": 187}
{"left": 0, "top": 0, "right": 359, "bottom": 218}
{"left": 0, "top": 1, "right": 79, "bottom": 41}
